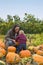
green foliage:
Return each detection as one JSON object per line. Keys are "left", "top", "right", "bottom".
{"left": 0, "top": 13, "right": 43, "bottom": 35}
{"left": 0, "top": 60, "right": 6, "bottom": 65}
{"left": 26, "top": 33, "right": 43, "bottom": 46}
{"left": 20, "top": 57, "right": 32, "bottom": 65}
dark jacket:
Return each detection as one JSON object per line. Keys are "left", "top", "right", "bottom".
{"left": 16, "top": 34, "right": 27, "bottom": 44}
{"left": 5, "top": 29, "right": 18, "bottom": 43}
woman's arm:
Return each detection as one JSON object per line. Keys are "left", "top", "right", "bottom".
{"left": 15, "top": 35, "right": 20, "bottom": 42}
{"left": 5, "top": 29, "right": 15, "bottom": 42}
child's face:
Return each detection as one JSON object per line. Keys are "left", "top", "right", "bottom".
{"left": 19, "top": 31, "right": 21, "bottom": 34}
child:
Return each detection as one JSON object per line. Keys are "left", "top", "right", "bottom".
{"left": 16, "top": 30, "right": 27, "bottom": 53}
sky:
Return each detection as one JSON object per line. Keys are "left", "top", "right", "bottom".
{"left": 0, "top": 0, "right": 43, "bottom": 20}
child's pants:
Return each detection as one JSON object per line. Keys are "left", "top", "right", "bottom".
{"left": 17, "top": 43, "right": 26, "bottom": 53}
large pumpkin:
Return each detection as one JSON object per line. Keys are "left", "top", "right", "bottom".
{"left": 37, "top": 50, "right": 43, "bottom": 56}
{"left": 19, "top": 50, "right": 31, "bottom": 58}
{"left": 33, "top": 54, "right": 43, "bottom": 63}
{"left": 8, "top": 46, "right": 16, "bottom": 52}
{"left": 0, "top": 41, "right": 5, "bottom": 49}
{"left": 0, "top": 48, "right": 6, "bottom": 56}
{"left": 6, "top": 52, "right": 20, "bottom": 63}
{"left": 0, "top": 60, "right": 5, "bottom": 65}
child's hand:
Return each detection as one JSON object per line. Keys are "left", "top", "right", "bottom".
{"left": 16, "top": 42, "right": 19, "bottom": 45}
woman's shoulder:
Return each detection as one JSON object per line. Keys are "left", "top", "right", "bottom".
{"left": 7, "top": 29, "right": 12, "bottom": 34}
{"left": 6, "top": 29, "right": 13, "bottom": 36}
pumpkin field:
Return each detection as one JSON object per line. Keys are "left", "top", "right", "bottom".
{"left": 0, "top": 33, "right": 43, "bottom": 65}
{"left": 0, "top": 0, "right": 43, "bottom": 64}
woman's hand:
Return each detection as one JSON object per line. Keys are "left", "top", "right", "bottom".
{"left": 12, "top": 40, "right": 16, "bottom": 43}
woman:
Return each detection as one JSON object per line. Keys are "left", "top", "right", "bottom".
{"left": 5, "top": 24, "right": 20, "bottom": 49}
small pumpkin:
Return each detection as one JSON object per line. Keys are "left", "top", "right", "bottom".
{"left": 19, "top": 50, "right": 31, "bottom": 58}
{"left": 33, "top": 54, "right": 43, "bottom": 63}
{"left": 8, "top": 46, "right": 16, "bottom": 52}
{"left": 0, "top": 60, "right": 5, "bottom": 65}
{"left": 0, "top": 41, "right": 5, "bottom": 49}
{"left": 36, "top": 50, "right": 43, "bottom": 56}
{"left": 6, "top": 52, "right": 20, "bottom": 63}
{"left": 0, "top": 48, "right": 6, "bottom": 56}
{"left": 39, "top": 63, "right": 43, "bottom": 65}
{"left": 33, "top": 47, "right": 38, "bottom": 53}
{"left": 38, "top": 44, "right": 43, "bottom": 51}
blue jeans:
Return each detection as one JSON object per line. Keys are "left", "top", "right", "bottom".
{"left": 7, "top": 40, "right": 15, "bottom": 46}
{"left": 17, "top": 43, "right": 26, "bottom": 53}
{"left": 6, "top": 40, "right": 16, "bottom": 48}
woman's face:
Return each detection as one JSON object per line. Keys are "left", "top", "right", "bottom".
{"left": 15, "top": 27, "right": 20, "bottom": 33}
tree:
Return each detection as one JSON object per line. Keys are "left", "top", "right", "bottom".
{"left": 0, "top": 18, "right": 4, "bottom": 23}
{"left": 7, "top": 15, "right": 13, "bottom": 22}
{"left": 13, "top": 15, "right": 20, "bottom": 22}
{"left": 23, "top": 13, "right": 36, "bottom": 22}
{"left": 0, "top": 13, "right": 43, "bottom": 34}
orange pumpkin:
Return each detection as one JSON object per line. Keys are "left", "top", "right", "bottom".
{"left": 37, "top": 50, "right": 43, "bottom": 56}
{"left": 33, "top": 54, "right": 43, "bottom": 63}
{"left": 19, "top": 50, "right": 31, "bottom": 58}
{"left": 8, "top": 46, "right": 16, "bottom": 52}
{"left": 0, "top": 40, "right": 5, "bottom": 49}
{"left": 6, "top": 52, "right": 20, "bottom": 63}
{"left": 0, "top": 48, "right": 6, "bottom": 56}
{"left": 39, "top": 44, "right": 43, "bottom": 51}
{"left": 33, "top": 47, "right": 38, "bottom": 53}
{"left": 39, "top": 63, "right": 43, "bottom": 65}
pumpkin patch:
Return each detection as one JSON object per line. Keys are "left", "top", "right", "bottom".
{"left": 0, "top": 39, "right": 43, "bottom": 65}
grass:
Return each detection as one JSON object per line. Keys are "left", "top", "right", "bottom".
{"left": 0, "top": 33, "right": 43, "bottom": 46}
{"left": 0, "top": 35, "right": 5, "bottom": 41}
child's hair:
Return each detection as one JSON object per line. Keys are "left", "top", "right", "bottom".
{"left": 19, "top": 30, "right": 24, "bottom": 34}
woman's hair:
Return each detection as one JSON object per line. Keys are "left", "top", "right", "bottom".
{"left": 12, "top": 24, "right": 20, "bottom": 32}
{"left": 19, "top": 30, "right": 24, "bottom": 34}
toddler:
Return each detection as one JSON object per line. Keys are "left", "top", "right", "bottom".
{"left": 16, "top": 30, "right": 27, "bottom": 53}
